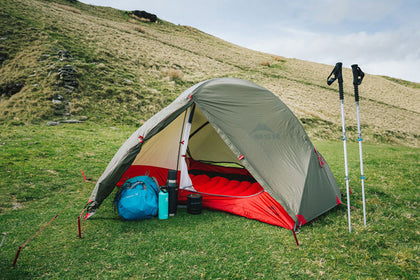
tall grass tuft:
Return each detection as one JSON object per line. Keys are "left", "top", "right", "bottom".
{"left": 166, "top": 69, "right": 184, "bottom": 81}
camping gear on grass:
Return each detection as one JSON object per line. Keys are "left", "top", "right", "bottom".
{"left": 114, "top": 176, "right": 159, "bottom": 220}
{"left": 166, "top": 170, "right": 179, "bottom": 216}
{"left": 85, "top": 77, "right": 341, "bottom": 239}
{"left": 187, "top": 193, "right": 203, "bottom": 214}
{"left": 351, "top": 64, "right": 367, "bottom": 227}
{"left": 327, "top": 62, "right": 352, "bottom": 233}
{"left": 158, "top": 187, "right": 169, "bottom": 220}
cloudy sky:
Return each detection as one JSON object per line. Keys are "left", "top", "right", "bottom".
{"left": 79, "top": 0, "right": 420, "bottom": 82}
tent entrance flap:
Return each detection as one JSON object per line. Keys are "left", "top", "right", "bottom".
{"left": 131, "top": 109, "right": 188, "bottom": 170}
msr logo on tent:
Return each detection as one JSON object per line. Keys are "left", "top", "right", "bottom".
{"left": 251, "top": 123, "right": 280, "bottom": 140}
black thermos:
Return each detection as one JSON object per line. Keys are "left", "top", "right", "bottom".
{"left": 167, "top": 170, "right": 178, "bottom": 216}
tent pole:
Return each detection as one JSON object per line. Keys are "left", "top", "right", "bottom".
{"left": 351, "top": 64, "right": 367, "bottom": 227}
{"left": 327, "top": 62, "right": 352, "bottom": 233}
{"left": 176, "top": 104, "right": 196, "bottom": 173}
{"left": 175, "top": 109, "right": 189, "bottom": 173}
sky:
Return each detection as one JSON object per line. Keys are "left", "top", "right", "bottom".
{"left": 78, "top": 0, "right": 420, "bottom": 83}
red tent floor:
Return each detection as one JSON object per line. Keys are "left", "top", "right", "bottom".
{"left": 118, "top": 164, "right": 295, "bottom": 230}
{"left": 179, "top": 174, "right": 295, "bottom": 229}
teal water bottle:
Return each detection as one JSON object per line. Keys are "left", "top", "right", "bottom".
{"left": 158, "top": 188, "right": 169, "bottom": 220}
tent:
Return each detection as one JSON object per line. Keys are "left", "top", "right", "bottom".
{"left": 84, "top": 77, "right": 341, "bottom": 234}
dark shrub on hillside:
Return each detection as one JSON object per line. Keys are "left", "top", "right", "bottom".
{"left": 131, "top": 10, "right": 157, "bottom": 22}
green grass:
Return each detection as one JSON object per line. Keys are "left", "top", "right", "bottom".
{"left": 0, "top": 0, "right": 419, "bottom": 278}
{"left": 0, "top": 124, "right": 418, "bottom": 279}
{"left": 381, "top": 76, "right": 420, "bottom": 89}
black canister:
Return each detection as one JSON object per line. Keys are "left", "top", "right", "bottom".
{"left": 187, "top": 194, "right": 203, "bottom": 214}
{"left": 167, "top": 169, "right": 178, "bottom": 216}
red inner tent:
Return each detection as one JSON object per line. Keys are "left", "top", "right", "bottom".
{"left": 117, "top": 159, "right": 295, "bottom": 230}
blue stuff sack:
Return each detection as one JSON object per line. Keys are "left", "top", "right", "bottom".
{"left": 114, "top": 176, "right": 159, "bottom": 220}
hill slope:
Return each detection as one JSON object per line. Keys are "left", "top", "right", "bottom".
{"left": 1, "top": 0, "right": 419, "bottom": 146}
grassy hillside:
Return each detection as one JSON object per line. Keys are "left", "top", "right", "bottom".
{"left": 1, "top": 0, "right": 419, "bottom": 146}
{"left": 1, "top": 1, "right": 419, "bottom": 278}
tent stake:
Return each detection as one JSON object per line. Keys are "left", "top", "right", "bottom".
{"left": 351, "top": 64, "right": 367, "bottom": 227}
{"left": 78, "top": 216, "right": 82, "bottom": 239}
{"left": 327, "top": 62, "right": 352, "bottom": 233}
{"left": 12, "top": 246, "right": 22, "bottom": 267}
{"left": 292, "top": 230, "right": 300, "bottom": 246}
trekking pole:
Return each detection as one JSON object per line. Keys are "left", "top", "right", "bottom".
{"left": 351, "top": 64, "right": 366, "bottom": 227}
{"left": 327, "top": 62, "right": 352, "bottom": 233}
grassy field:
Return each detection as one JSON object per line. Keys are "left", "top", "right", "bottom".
{"left": 1, "top": 0, "right": 419, "bottom": 278}
{"left": 0, "top": 124, "right": 418, "bottom": 279}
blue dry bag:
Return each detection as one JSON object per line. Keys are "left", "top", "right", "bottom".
{"left": 114, "top": 176, "right": 159, "bottom": 220}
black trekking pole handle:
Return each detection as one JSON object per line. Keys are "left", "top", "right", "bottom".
{"left": 327, "top": 62, "right": 344, "bottom": 100}
{"left": 351, "top": 64, "right": 364, "bottom": 102}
